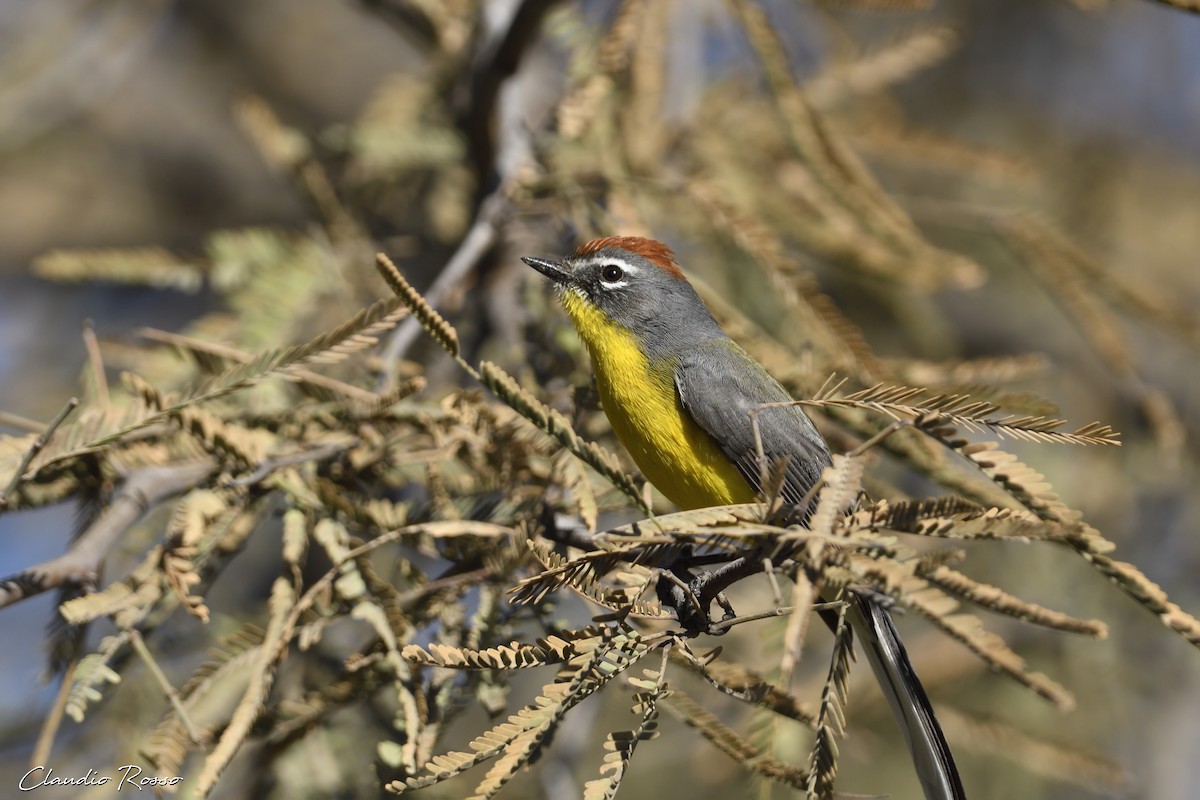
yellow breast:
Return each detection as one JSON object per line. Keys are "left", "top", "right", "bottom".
{"left": 561, "top": 291, "right": 754, "bottom": 510}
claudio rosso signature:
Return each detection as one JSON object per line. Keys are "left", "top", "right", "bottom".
{"left": 19, "top": 765, "right": 182, "bottom": 792}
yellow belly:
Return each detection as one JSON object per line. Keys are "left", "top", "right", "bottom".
{"left": 562, "top": 292, "right": 754, "bottom": 510}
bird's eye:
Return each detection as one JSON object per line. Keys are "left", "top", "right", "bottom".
{"left": 601, "top": 264, "right": 624, "bottom": 283}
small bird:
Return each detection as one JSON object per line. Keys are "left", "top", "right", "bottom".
{"left": 523, "top": 235, "right": 964, "bottom": 800}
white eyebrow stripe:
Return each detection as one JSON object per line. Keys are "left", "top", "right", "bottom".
{"left": 580, "top": 256, "right": 640, "bottom": 276}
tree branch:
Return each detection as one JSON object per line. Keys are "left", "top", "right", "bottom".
{"left": 377, "top": 189, "right": 510, "bottom": 383}
{"left": 456, "top": 0, "right": 562, "bottom": 189}
{"left": 377, "top": 0, "right": 561, "bottom": 387}
{"left": 0, "top": 459, "right": 217, "bottom": 609}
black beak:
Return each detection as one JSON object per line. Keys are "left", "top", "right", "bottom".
{"left": 521, "top": 256, "right": 572, "bottom": 285}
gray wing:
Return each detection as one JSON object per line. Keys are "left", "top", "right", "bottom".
{"left": 679, "top": 344, "right": 964, "bottom": 798}
{"left": 674, "top": 340, "right": 832, "bottom": 505}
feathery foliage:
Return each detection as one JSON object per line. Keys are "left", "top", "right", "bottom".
{"left": 1, "top": 4, "right": 1194, "bottom": 800}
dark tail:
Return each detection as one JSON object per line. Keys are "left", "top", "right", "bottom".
{"left": 843, "top": 594, "right": 966, "bottom": 800}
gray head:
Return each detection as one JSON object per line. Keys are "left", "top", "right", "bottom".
{"left": 521, "top": 236, "right": 723, "bottom": 357}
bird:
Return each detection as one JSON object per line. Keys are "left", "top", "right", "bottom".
{"left": 522, "top": 235, "right": 965, "bottom": 800}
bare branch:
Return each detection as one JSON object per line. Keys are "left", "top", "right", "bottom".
{"left": 377, "top": 190, "right": 510, "bottom": 380}
{"left": 0, "top": 459, "right": 217, "bottom": 609}
{"left": 0, "top": 410, "right": 47, "bottom": 433}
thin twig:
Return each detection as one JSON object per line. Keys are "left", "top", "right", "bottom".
{"left": 779, "top": 570, "right": 819, "bottom": 683}
{"left": 392, "top": 566, "right": 496, "bottom": 608}
{"left": 31, "top": 655, "right": 78, "bottom": 767}
{"left": 0, "top": 396, "right": 80, "bottom": 507}
{"left": 762, "top": 557, "right": 785, "bottom": 606}
{"left": 226, "top": 439, "right": 360, "bottom": 487}
{"left": 707, "top": 600, "right": 843, "bottom": 635}
{"left": 0, "top": 409, "right": 48, "bottom": 433}
{"left": 849, "top": 418, "right": 914, "bottom": 457}
{"left": 128, "top": 628, "right": 203, "bottom": 744}
{"left": 82, "top": 320, "right": 109, "bottom": 410}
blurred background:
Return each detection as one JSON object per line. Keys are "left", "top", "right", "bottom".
{"left": 1, "top": 1, "right": 1198, "bottom": 798}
